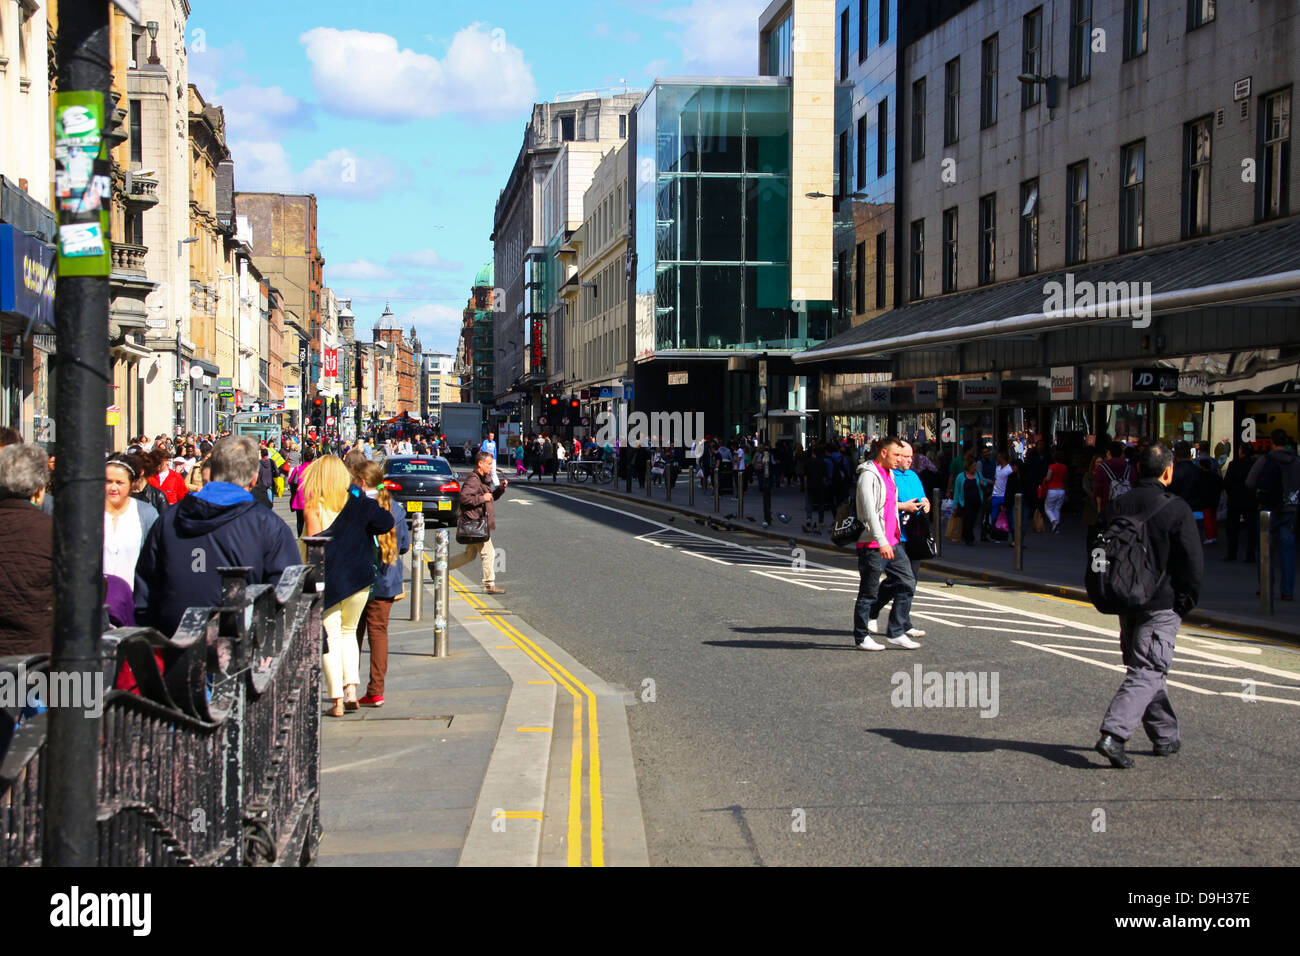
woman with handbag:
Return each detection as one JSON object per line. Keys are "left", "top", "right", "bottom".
{"left": 953, "top": 459, "right": 986, "bottom": 546}
{"left": 1041, "top": 451, "right": 1069, "bottom": 534}
{"left": 445, "top": 450, "right": 507, "bottom": 594}
{"left": 354, "top": 461, "right": 410, "bottom": 708}
{"left": 301, "top": 455, "right": 396, "bottom": 717}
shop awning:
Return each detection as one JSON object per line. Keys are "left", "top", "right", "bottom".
{"left": 794, "top": 218, "right": 1300, "bottom": 364}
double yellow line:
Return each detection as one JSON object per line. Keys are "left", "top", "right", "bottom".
{"left": 451, "top": 579, "right": 604, "bottom": 867}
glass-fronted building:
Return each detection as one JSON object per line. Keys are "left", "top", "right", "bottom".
{"left": 634, "top": 80, "right": 831, "bottom": 355}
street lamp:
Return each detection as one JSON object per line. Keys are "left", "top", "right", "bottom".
{"left": 1017, "top": 72, "right": 1060, "bottom": 109}
{"left": 178, "top": 235, "right": 197, "bottom": 258}
{"left": 146, "top": 20, "right": 160, "bottom": 65}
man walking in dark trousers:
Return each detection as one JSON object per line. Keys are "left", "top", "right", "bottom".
{"left": 852, "top": 437, "right": 920, "bottom": 651}
{"left": 1096, "top": 442, "right": 1203, "bottom": 768}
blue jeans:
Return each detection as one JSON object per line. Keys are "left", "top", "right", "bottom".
{"left": 1273, "top": 520, "right": 1297, "bottom": 598}
{"left": 854, "top": 545, "right": 915, "bottom": 641}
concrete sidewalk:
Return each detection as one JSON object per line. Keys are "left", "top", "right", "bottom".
{"left": 552, "top": 467, "right": 1299, "bottom": 641}
{"left": 316, "top": 598, "right": 511, "bottom": 866}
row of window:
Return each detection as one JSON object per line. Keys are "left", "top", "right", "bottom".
{"left": 839, "top": 0, "right": 890, "bottom": 81}
{"left": 583, "top": 183, "right": 627, "bottom": 266}
{"left": 578, "top": 327, "right": 625, "bottom": 381}
{"left": 839, "top": 98, "right": 890, "bottom": 195}
{"left": 902, "top": 89, "right": 1290, "bottom": 300}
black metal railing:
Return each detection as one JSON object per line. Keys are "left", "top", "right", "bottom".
{"left": 0, "top": 541, "right": 326, "bottom": 867}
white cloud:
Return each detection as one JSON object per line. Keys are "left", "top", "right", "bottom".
{"left": 230, "top": 143, "right": 399, "bottom": 200}
{"left": 398, "top": 304, "right": 466, "bottom": 354}
{"left": 186, "top": 41, "right": 248, "bottom": 97}
{"left": 217, "top": 84, "right": 313, "bottom": 142}
{"left": 658, "top": 0, "right": 768, "bottom": 75}
{"left": 329, "top": 260, "right": 397, "bottom": 281}
{"left": 300, "top": 23, "right": 537, "bottom": 122}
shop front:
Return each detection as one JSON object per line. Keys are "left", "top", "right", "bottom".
{"left": 0, "top": 224, "right": 56, "bottom": 441}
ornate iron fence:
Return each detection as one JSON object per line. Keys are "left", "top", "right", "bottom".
{"left": 0, "top": 543, "right": 325, "bottom": 867}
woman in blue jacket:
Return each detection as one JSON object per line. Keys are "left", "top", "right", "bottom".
{"left": 354, "top": 461, "right": 410, "bottom": 707}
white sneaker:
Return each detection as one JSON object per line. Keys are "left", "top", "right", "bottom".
{"left": 867, "top": 618, "right": 880, "bottom": 635}
{"left": 905, "top": 627, "right": 926, "bottom": 638}
{"left": 887, "top": 635, "right": 922, "bottom": 649}
{"left": 855, "top": 637, "right": 886, "bottom": 651}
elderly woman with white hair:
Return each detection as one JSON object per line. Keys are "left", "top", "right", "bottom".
{"left": 0, "top": 443, "right": 54, "bottom": 656}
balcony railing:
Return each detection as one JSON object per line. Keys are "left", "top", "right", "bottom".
{"left": 111, "top": 242, "right": 148, "bottom": 274}
{"left": 126, "top": 176, "right": 160, "bottom": 208}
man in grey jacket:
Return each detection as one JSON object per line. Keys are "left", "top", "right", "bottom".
{"left": 852, "top": 437, "right": 920, "bottom": 651}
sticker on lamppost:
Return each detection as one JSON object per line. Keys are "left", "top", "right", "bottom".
{"left": 53, "top": 93, "right": 112, "bottom": 275}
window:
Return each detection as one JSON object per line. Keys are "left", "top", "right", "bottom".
{"left": 126, "top": 210, "right": 143, "bottom": 246}
{"left": 131, "top": 29, "right": 144, "bottom": 69}
{"left": 836, "top": 252, "right": 848, "bottom": 320}
{"left": 859, "top": 0, "right": 868, "bottom": 62}
{"left": 560, "top": 114, "right": 575, "bottom": 141}
{"left": 855, "top": 241, "right": 867, "bottom": 314}
{"left": 619, "top": 114, "right": 627, "bottom": 138}
{"left": 978, "top": 194, "right": 996, "bottom": 284}
{"left": 880, "top": 0, "right": 889, "bottom": 43}
{"left": 857, "top": 114, "right": 867, "bottom": 188}
{"left": 1124, "top": 0, "right": 1148, "bottom": 60}
{"left": 942, "top": 208, "right": 958, "bottom": 293}
{"left": 1022, "top": 8, "right": 1043, "bottom": 109}
{"left": 911, "top": 78, "right": 926, "bottom": 161}
{"left": 980, "top": 35, "right": 998, "bottom": 129}
{"left": 1258, "top": 88, "right": 1291, "bottom": 221}
{"left": 875, "top": 230, "right": 886, "bottom": 308}
{"left": 840, "top": 8, "right": 850, "bottom": 81}
{"left": 838, "top": 130, "right": 849, "bottom": 198}
{"left": 944, "top": 58, "right": 960, "bottom": 146}
{"left": 130, "top": 99, "right": 143, "bottom": 164}
{"left": 910, "top": 219, "right": 925, "bottom": 300}
{"left": 1119, "top": 141, "right": 1145, "bottom": 253}
{"left": 1188, "top": 0, "right": 1216, "bottom": 31}
{"left": 1019, "top": 180, "right": 1038, "bottom": 276}
{"left": 1069, "top": 0, "right": 1091, "bottom": 86}
{"left": 1066, "top": 161, "right": 1088, "bottom": 265}
{"left": 877, "top": 98, "right": 888, "bottom": 176}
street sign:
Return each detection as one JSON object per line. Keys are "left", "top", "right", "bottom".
{"left": 326, "top": 416, "right": 336, "bottom": 426}
{"left": 538, "top": 415, "right": 548, "bottom": 426}
{"left": 668, "top": 371, "right": 688, "bottom": 385}
{"left": 758, "top": 360, "right": 767, "bottom": 388}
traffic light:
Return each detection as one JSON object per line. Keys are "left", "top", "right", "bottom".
{"left": 312, "top": 396, "right": 324, "bottom": 428}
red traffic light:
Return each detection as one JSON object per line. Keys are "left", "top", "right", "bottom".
{"left": 313, "top": 397, "right": 323, "bottom": 407}
{"left": 569, "top": 399, "right": 579, "bottom": 409}
{"left": 548, "top": 397, "right": 559, "bottom": 407}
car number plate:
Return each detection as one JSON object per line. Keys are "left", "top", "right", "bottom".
{"left": 406, "top": 500, "right": 423, "bottom": 513}
{"left": 437, "top": 500, "right": 451, "bottom": 511}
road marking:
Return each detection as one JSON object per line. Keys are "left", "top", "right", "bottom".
{"left": 322, "top": 743, "right": 432, "bottom": 774}
{"left": 501, "top": 810, "right": 545, "bottom": 820}
{"left": 517, "top": 726, "right": 553, "bottom": 733}
{"left": 528, "top": 680, "right": 557, "bottom": 685}
{"left": 1010, "top": 640, "right": 1219, "bottom": 696}
{"left": 451, "top": 578, "right": 604, "bottom": 867}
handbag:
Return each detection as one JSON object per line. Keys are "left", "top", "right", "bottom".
{"left": 904, "top": 510, "right": 938, "bottom": 561}
{"left": 456, "top": 513, "right": 489, "bottom": 544}
{"left": 830, "top": 497, "right": 865, "bottom": 547}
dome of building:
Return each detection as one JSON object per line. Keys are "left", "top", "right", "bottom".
{"left": 374, "top": 301, "right": 401, "bottom": 331}
{"left": 473, "top": 261, "right": 494, "bottom": 289}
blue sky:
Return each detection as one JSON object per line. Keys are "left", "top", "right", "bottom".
{"left": 186, "top": 0, "right": 769, "bottom": 356}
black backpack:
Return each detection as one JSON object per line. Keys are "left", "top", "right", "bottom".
{"left": 1085, "top": 497, "right": 1173, "bottom": 614}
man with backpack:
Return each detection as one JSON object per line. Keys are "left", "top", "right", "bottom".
{"left": 1093, "top": 442, "right": 1203, "bottom": 768}
{"left": 1246, "top": 429, "right": 1300, "bottom": 601}
{"left": 1093, "top": 441, "right": 1135, "bottom": 520}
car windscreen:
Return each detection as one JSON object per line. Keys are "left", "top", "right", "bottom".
{"left": 387, "top": 459, "right": 453, "bottom": 477}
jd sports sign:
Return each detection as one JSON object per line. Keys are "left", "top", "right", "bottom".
{"left": 1132, "top": 368, "right": 1179, "bottom": 392}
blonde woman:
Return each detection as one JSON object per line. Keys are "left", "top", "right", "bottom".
{"left": 301, "top": 455, "right": 395, "bottom": 716}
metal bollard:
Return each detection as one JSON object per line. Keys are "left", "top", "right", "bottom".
{"left": 688, "top": 459, "right": 695, "bottom": 507}
{"left": 645, "top": 459, "right": 653, "bottom": 497}
{"left": 737, "top": 468, "right": 745, "bottom": 519}
{"left": 434, "top": 528, "right": 449, "bottom": 657}
{"left": 409, "top": 511, "right": 424, "bottom": 622}
{"left": 930, "top": 488, "right": 942, "bottom": 559}
{"left": 1259, "top": 510, "right": 1272, "bottom": 616}
{"left": 665, "top": 459, "right": 673, "bottom": 502}
{"left": 714, "top": 461, "right": 721, "bottom": 513}
{"left": 1013, "top": 492, "right": 1024, "bottom": 571}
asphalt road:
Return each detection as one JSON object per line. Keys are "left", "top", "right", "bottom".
{"left": 459, "top": 480, "right": 1300, "bottom": 866}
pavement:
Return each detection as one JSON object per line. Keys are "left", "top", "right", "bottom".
{"left": 267, "top": 491, "right": 649, "bottom": 868}
{"left": 545, "top": 467, "right": 1299, "bottom": 642}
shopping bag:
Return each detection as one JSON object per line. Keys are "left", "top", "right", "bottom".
{"left": 995, "top": 510, "right": 1010, "bottom": 533}
{"left": 945, "top": 513, "right": 963, "bottom": 543}
{"left": 1032, "top": 510, "right": 1046, "bottom": 533}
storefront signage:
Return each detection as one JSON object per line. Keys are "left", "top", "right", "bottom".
{"left": 1050, "top": 366, "right": 1077, "bottom": 401}
{"left": 323, "top": 348, "right": 338, "bottom": 377}
{"left": 668, "top": 371, "right": 688, "bottom": 385}
{"left": 915, "top": 380, "right": 939, "bottom": 405}
{"left": 960, "top": 379, "right": 1000, "bottom": 402}
{"left": 0, "top": 225, "right": 56, "bottom": 328}
{"left": 1132, "top": 367, "right": 1179, "bottom": 392}
{"left": 1001, "top": 379, "right": 1039, "bottom": 403}
{"left": 868, "top": 386, "right": 890, "bottom": 406}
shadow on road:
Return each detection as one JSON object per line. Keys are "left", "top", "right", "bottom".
{"left": 868, "top": 727, "right": 1104, "bottom": 770}
{"left": 703, "top": 638, "right": 853, "bottom": 651}
{"left": 728, "top": 626, "right": 849, "bottom": 637}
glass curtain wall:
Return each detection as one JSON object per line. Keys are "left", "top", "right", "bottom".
{"left": 636, "top": 83, "right": 802, "bottom": 353}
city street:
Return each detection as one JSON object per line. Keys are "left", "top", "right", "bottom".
{"left": 481, "top": 482, "right": 1300, "bottom": 866}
